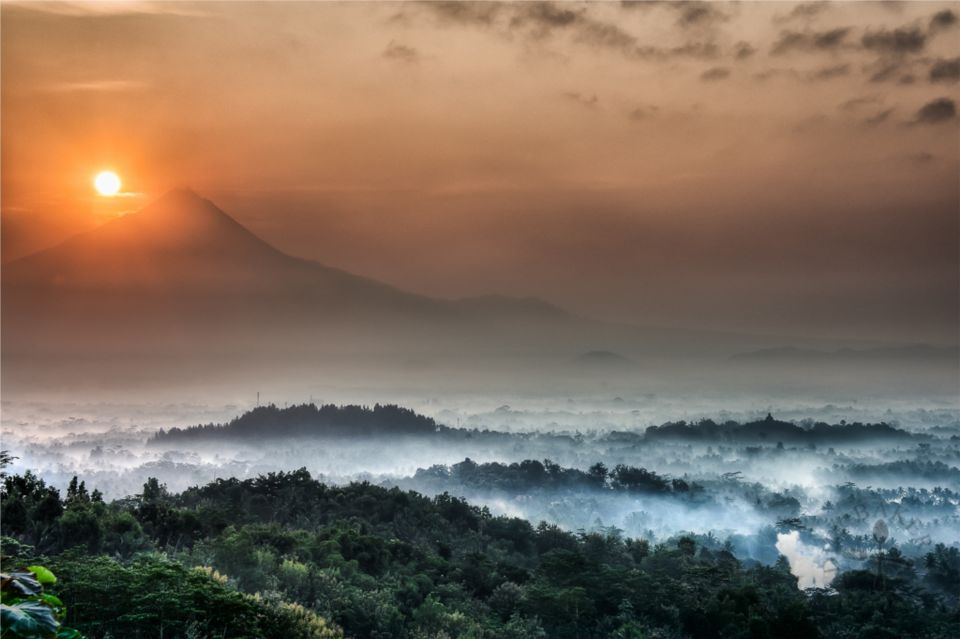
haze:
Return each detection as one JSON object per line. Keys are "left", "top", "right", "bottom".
{"left": 3, "top": 0, "right": 958, "bottom": 342}
{"left": 2, "top": 5, "right": 960, "bottom": 634}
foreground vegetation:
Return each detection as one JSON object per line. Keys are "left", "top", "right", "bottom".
{"left": 2, "top": 463, "right": 959, "bottom": 639}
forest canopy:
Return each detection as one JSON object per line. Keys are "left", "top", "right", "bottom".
{"left": 2, "top": 463, "right": 958, "bottom": 639}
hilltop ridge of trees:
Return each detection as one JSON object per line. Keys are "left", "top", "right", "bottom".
{"left": 151, "top": 405, "right": 930, "bottom": 447}
{"left": 645, "top": 414, "right": 922, "bottom": 444}
{"left": 151, "top": 403, "right": 443, "bottom": 442}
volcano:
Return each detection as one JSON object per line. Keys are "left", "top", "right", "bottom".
{"left": 3, "top": 190, "right": 861, "bottom": 394}
{"left": 2, "top": 189, "right": 583, "bottom": 361}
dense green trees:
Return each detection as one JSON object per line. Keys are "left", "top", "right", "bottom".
{"left": 2, "top": 466, "right": 958, "bottom": 638}
{"left": 152, "top": 404, "right": 442, "bottom": 442}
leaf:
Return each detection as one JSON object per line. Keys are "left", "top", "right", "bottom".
{"left": 1, "top": 571, "right": 42, "bottom": 597}
{"left": 56, "top": 628, "right": 85, "bottom": 639}
{"left": 38, "top": 593, "right": 65, "bottom": 619}
{"left": 1, "top": 600, "right": 60, "bottom": 637}
{"left": 2, "top": 602, "right": 41, "bottom": 636}
{"left": 27, "top": 566, "right": 57, "bottom": 586}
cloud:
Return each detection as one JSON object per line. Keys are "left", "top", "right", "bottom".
{"left": 562, "top": 91, "right": 599, "bottom": 108}
{"left": 774, "top": 2, "right": 831, "bottom": 25}
{"left": 700, "top": 67, "right": 731, "bottom": 81}
{"left": 866, "top": 59, "right": 919, "bottom": 84}
{"left": 619, "top": 0, "right": 730, "bottom": 30}
{"left": 509, "top": 1, "right": 582, "bottom": 37}
{"left": 911, "top": 98, "right": 957, "bottom": 125}
{"left": 771, "top": 28, "right": 851, "bottom": 55}
{"left": 422, "top": 2, "right": 720, "bottom": 61}
{"left": 734, "top": 41, "right": 756, "bottom": 60}
{"left": 426, "top": 1, "right": 503, "bottom": 27}
{"left": 929, "top": 9, "right": 957, "bottom": 32}
{"left": 861, "top": 27, "right": 926, "bottom": 55}
{"left": 658, "top": 42, "right": 720, "bottom": 59}
{"left": 753, "top": 68, "right": 800, "bottom": 82}
{"left": 929, "top": 58, "right": 960, "bottom": 83}
{"left": 571, "top": 18, "right": 640, "bottom": 52}
{"left": 862, "top": 108, "right": 894, "bottom": 127}
{"left": 673, "top": 1, "right": 729, "bottom": 29}
{"left": 808, "top": 64, "right": 850, "bottom": 81}
{"left": 383, "top": 41, "right": 420, "bottom": 64}
{"left": 754, "top": 65, "right": 849, "bottom": 84}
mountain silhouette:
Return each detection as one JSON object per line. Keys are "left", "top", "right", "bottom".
{"left": 2, "top": 189, "right": 583, "bottom": 362}
{"left": 4, "top": 189, "right": 890, "bottom": 394}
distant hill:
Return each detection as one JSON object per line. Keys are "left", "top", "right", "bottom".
{"left": 1, "top": 189, "right": 592, "bottom": 359}
{"left": 151, "top": 404, "right": 926, "bottom": 448}
{"left": 151, "top": 403, "right": 444, "bottom": 442}
{"left": 644, "top": 414, "right": 924, "bottom": 444}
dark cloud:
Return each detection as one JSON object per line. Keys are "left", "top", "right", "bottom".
{"left": 383, "top": 41, "right": 420, "bottom": 64}
{"left": 866, "top": 59, "right": 917, "bottom": 84}
{"left": 563, "top": 91, "right": 598, "bottom": 108}
{"left": 734, "top": 41, "right": 756, "bottom": 60}
{"left": 665, "top": 42, "right": 720, "bottom": 59}
{"left": 509, "top": 1, "right": 581, "bottom": 36}
{"left": 771, "top": 28, "right": 851, "bottom": 55}
{"left": 700, "top": 66, "right": 731, "bottom": 81}
{"left": 775, "top": 2, "right": 831, "bottom": 24}
{"left": 753, "top": 68, "right": 800, "bottom": 82}
{"left": 572, "top": 19, "right": 640, "bottom": 51}
{"left": 911, "top": 98, "right": 957, "bottom": 125}
{"left": 862, "top": 108, "right": 894, "bottom": 127}
{"left": 808, "top": 63, "right": 850, "bottom": 80}
{"left": 929, "top": 58, "right": 960, "bottom": 83}
{"left": 423, "top": 2, "right": 721, "bottom": 61}
{"left": 426, "top": 1, "right": 503, "bottom": 27}
{"left": 674, "top": 1, "right": 729, "bottom": 28}
{"left": 759, "top": 64, "right": 850, "bottom": 83}
{"left": 619, "top": 0, "right": 729, "bottom": 29}
{"left": 861, "top": 27, "right": 926, "bottom": 54}
{"left": 929, "top": 9, "right": 957, "bottom": 32}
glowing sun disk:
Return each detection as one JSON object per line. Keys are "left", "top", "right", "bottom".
{"left": 94, "top": 171, "right": 121, "bottom": 196}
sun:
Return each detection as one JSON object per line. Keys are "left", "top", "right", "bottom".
{"left": 94, "top": 171, "right": 122, "bottom": 196}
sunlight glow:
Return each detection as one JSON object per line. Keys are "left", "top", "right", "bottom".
{"left": 94, "top": 171, "right": 122, "bottom": 196}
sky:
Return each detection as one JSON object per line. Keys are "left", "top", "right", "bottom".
{"left": 2, "top": 1, "right": 958, "bottom": 343}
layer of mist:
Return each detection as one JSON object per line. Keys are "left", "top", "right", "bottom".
{"left": 5, "top": 396, "right": 958, "bottom": 591}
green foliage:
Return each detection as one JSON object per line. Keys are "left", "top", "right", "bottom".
{"left": 25, "top": 568, "right": 55, "bottom": 587}
{"left": 0, "top": 564, "right": 82, "bottom": 639}
{"left": 35, "top": 554, "right": 343, "bottom": 639}
{"left": 2, "top": 468, "right": 958, "bottom": 638}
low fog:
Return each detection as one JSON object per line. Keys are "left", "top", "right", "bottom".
{"left": 4, "top": 387, "right": 958, "bottom": 591}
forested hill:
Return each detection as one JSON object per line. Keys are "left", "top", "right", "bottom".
{"left": 152, "top": 404, "right": 926, "bottom": 446}
{"left": 645, "top": 414, "right": 923, "bottom": 444}
{"left": 151, "top": 403, "right": 443, "bottom": 442}
{"left": 3, "top": 466, "right": 959, "bottom": 638}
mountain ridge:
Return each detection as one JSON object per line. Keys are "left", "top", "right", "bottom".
{"left": 2, "top": 189, "right": 595, "bottom": 363}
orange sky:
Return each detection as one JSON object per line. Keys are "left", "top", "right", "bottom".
{"left": 2, "top": 1, "right": 958, "bottom": 341}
